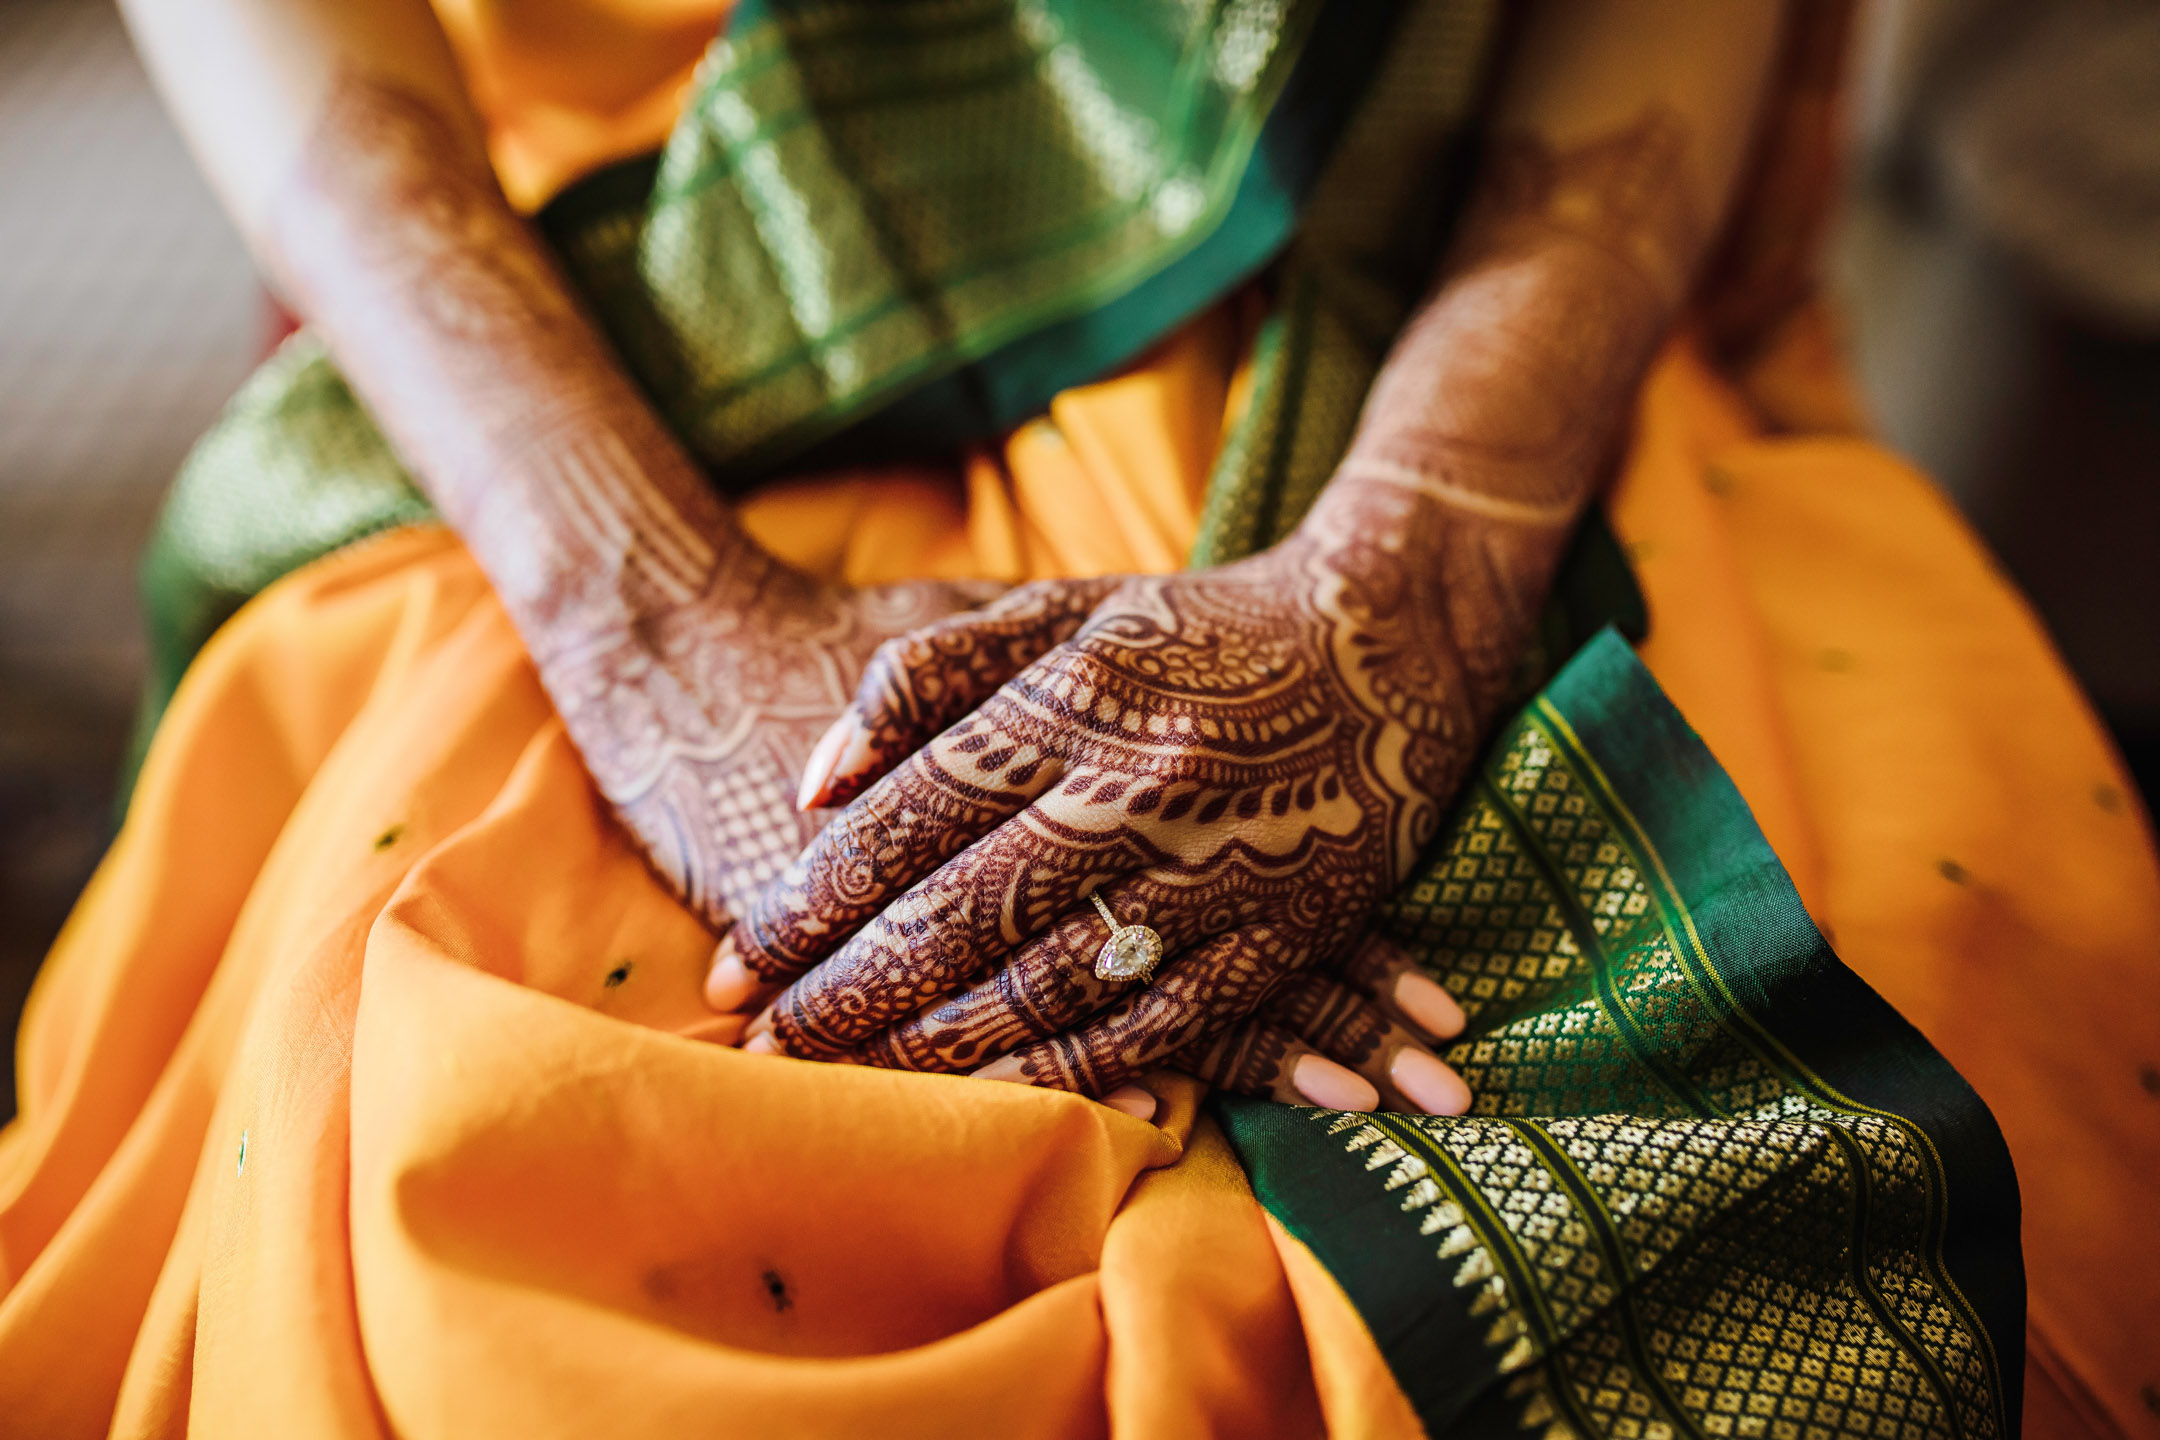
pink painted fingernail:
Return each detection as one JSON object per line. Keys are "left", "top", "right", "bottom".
{"left": 1103, "top": 1085, "right": 1157, "bottom": 1122}
{"left": 704, "top": 935, "right": 757, "bottom": 1011}
{"left": 973, "top": 1054, "right": 1034, "bottom": 1085}
{"left": 1389, "top": 1047, "right": 1471, "bottom": 1116}
{"left": 1394, "top": 971, "right": 1467, "bottom": 1040}
{"left": 797, "top": 714, "right": 856, "bottom": 810}
{"left": 827, "top": 715, "right": 882, "bottom": 792}
{"left": 742, "top": 1031, "right": 779, "bottom": 1056}
{"left": 1291, "top": 1054, "right": 1379, "bottom": 1111}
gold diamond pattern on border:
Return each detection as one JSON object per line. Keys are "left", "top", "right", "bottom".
{"left": 1314, "top": 713, "right": 2003, "bottom": 1440}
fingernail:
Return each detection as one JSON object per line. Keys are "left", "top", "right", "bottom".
{"left": 704, "top": 936, "right": 757, "bottom": 1011}
{"left": 743, "top": 1031, "right": 779, "bottom": 1056}
{"left": 744, "top": 1005, "right": 776, "bottom": 1041}
{"left": 1389, "top": 1047, "right": 1471, "bottom": 1116}
{"left": 973, "top": 1054, "right": 1033, "bottom": 1085}
{"left": 826, "top": 717, "right": 882, "bottom": 797}
{"left": 1291, "top": 1054, "right": 1379, "bottom": 1111}
{"left": 1394, "top": 970, "right": 1467, "bottom": 1040}
{"left": 797, "top": 714, "right": 856, "bottom": 810}
{"left": 1103, "top": 1085, "right": 1157, "bottom": 1122}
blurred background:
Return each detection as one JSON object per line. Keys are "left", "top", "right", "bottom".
{"left": 0, "top": 0, "right": 2154, "bottom": 1123}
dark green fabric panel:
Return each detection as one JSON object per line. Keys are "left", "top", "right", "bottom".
{"left": 563, "top": 0, "right": 1350, "bottom": 474}
{"left": 1543, "top": 651, "right": 2025, "bottom": 1425}
{"left": 1220, "top": 632, "right": 2022, "bottom": 1440}
{"left": 775, "top": 0, "right": 1413, "bottom": 475}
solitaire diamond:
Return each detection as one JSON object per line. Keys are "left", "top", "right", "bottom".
{"left": 1095, "top": 924, "right": 1163, "bottom": 981}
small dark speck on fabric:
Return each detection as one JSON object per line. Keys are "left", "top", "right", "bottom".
{"left": 1936, "top": 858, "right": 1969, "bottom": 885}
{"left": 2139, "top": 1064, "right": 2160, "bottom": 1097}
{"left": 373, "top": 824, "right": 406, "bottom": 851}
{"left": 761, "top": 1269, "right": 793, "bottom": 1312}
{"left": 1818, "top": 648, "right": 1855, "bottom": 674}
{"left": 604, "top": 961, "right": 632, "bottom": 988}
{"left": 2094, "top": 783, "right": 2125, "bottom": 814}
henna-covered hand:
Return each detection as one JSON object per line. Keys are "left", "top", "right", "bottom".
{"left": 706, "top": 110, "right": 1703, "bottom": 1109}
{"left": 707, "top": 483, "right": 1504, "bottom": 1105}
{"left": 530, "top": 548, "right": 1013, "bottom": 927}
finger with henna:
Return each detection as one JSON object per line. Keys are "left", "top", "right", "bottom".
{"left": 805, "top": 576, "right": 1120, "bottom": 810}
{"left": 1266, "top": 972, "right": 1471, "bottom": 1116}
{"left": 1340, "top": 933, "right": 1468, "bottom": 1042}
{"left": 722, "top": 719, "right": 1065, "bottom": 989}
{"left": 967, "top": 926, "right": 1297, "bottom": 1097}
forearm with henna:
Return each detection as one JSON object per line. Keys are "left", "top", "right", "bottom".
{"left": 1302, "top": 106, "right": 1703, "bottom": 740}
{"left": 265, "top": 74, "right": 981, "bottom": 921}
{"left": 1180, "top": 110, "right": 1709, "bottom": 1094}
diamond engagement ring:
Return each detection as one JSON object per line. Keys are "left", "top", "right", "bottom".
{"left": 1089, "top": 893, "right": 1163, "bottom": 982}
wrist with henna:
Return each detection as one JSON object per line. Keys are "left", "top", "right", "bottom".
{"left": 1299, "top": 105, "right": 1707, "bottom": 728}
{"left": 265, "top": 72, "right": 740, "bottom": 634}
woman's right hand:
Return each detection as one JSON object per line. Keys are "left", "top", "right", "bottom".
{"left": 531, "top": 552, "right": 1085, "bottom": 931}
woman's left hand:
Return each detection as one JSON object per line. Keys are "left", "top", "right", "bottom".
{"left": 703, "top": 476, "right": 1522, "bottom": 1109}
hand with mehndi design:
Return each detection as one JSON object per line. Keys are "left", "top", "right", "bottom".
{"left": 705, "top": 108, "right": 1706, "bottom": 1114}
{"left": 524, "top": 543, "right": 1019, "bottom": 932}
{"left": 700, "top": 510, "right": 1496, "bottom": 1115}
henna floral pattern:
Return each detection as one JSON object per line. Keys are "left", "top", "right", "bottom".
{"left": 726, "top": 109, "right": 1707, "bottom": 1099}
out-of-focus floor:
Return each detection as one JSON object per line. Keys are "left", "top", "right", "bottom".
{"left": 0, "top": 0, "right": 261, "bottom": 1122}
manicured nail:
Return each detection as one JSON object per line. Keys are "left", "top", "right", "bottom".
{"left": 704, "top": 935, "right": 757, "bottom": 1011}
{"left": 1394, "top": 970, "right": 1467, "bottom": 1040}
{"left": 1389, "top": 1047, "right": 1471, "bottom": 1116}
{"left": 1291, "top": 1054, "right": 1379, "bottom": 1111}
{"left": 744, "top": 1004, "right": 776, "bottom": 1042}
{"left": 742, "top": 1031, "right": 779, "bottom": 1056}
{"left": 825, "top": 717, "right": 884, "bottom": 799}
{"left": 1103, "top": 1085, "right": 1157, "bottom": 1122}
{"left": 797, "top": 714, "right": 856, "bottom": 810}
{"left": 973, "top": 1054, "right": 1033, "bottom": 1085}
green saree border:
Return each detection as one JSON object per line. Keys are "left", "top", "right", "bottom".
{"left": 1221, "top": 631, "right": 2024, "bottom": 1440}
{"left": 543, "top": 0, "right": 1413, "bottom": 478}
{"left": 1534, "top": 643, "right": 2024, "bottom": 1429}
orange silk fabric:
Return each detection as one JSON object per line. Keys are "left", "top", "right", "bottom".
{"left": 428, "top": 0, "right": 730, "bottom": 212}
{"left": 1, "top": 324, "right": 2155, "bottom": 1437}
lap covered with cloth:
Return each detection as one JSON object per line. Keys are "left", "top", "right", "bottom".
{"left": 4, "top": 2, "right": 2157, "bottom": 1436}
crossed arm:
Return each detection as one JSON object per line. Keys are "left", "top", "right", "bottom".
{"left": 122, "top": 0, "right": 1781, "bottom": 1114}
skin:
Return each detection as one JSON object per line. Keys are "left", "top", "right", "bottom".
{"left": 265, "top": 73, "right": 1014, "bottom": 927}
{"left": 119, "top": 0, "right": 1779, "bottom": 1117}
{"left": 717, "top": 7, "right": 1786, "bottom": 1111}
